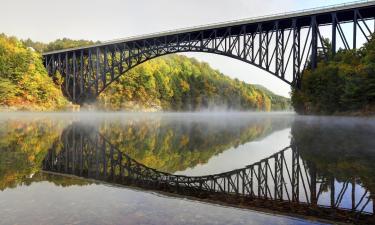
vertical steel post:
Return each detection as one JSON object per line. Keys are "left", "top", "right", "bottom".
{"left": 265, "top": 32, "right": 269, "bottom": 70}
{"left": 65, "top": 53, "right": 69, "bottom": 95}
{"left": 251, "top": 33, "right": 255, "bottom": 63}
{"left": 292, "top": 146, "right": 300, "bottom": 202}
{"left": 275, "top": 22, "right": 284, "bottom": 77}
{"left": 265, "top": 161, "right": 268, "bottom": 199}
{"left": 275, "top": 22, "right": 279, "bottom": 75}
{"left": 224, "top": 30, "right": 228, "bottom": 53}
{"left": 372, "top": 195, "right": 375, "bottom": 218}
{"left": 103, "top": 48, "right": 107, "bottom": 87}
{"left": 96, "top": 48, "right": 100, "bottom": 95}
{"left": 258, "top": 163, "right": 261, "bottom": 197}
{"left": 293, "top": 19, "right": 300, "bottom": 86}
{"left": 238, "top": 27, "right": 242, "bottom": 57}
{"left": 250, "top": 167, "right": 254, "bottom": 196}
{"left": 58, "top": 54, "right": 61, "bottom": 74}
{"left": 45, "top": 55, "right": 48, "bottom": 69}
{"left": 332, "top": 13, "right": 337, "bottom": 56}
{"left": 351, "top": 179, "right": 356, "bottom": 211}
{"left": 259, "top": 24, "right": 263, "bottom": 67}
{"left": 311, "top": 16, "right": 318, "bottom": 70}
{"left": 353, "top": 10, "right": 358, "bottom": 49}
{"left": 111, "top": 51, "right": 115, "bottom": 80}
{"left": 331, "top": 177, "right": 335, "bottom": 208}
{"left": 242, "top": 169, "right": 246, "bottom": 195}
{"left": 281, "top": 29, "right": 285, "bottom": 78}
{"left": 280, "top": 152, "right": 284, "bottom": 200}
{"left": 243, "top": 26, "right": 247, "bottom": 59}
{"left": 51, "top": 55, "right": 55, "bottom": 75}
{"left": 310, "top": 165, "right": 317, "bottom": 206}
{"left": 73, "top": 52, "right": 76, "bottom": 102}
{"left": 80, "top": 50, "right": 84, "bottom": 95}
{"left": 88, "top": 49, "right": 92, "bottom": 96}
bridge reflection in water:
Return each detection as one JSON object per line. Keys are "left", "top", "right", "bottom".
{"left": 43, "top": 124, "right": 374, "bottom": 224}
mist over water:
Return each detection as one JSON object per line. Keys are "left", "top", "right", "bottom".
{"left": 1, "top": 111, "right": 375, "bottom": 175}
{"left": 1, "top": 111, "right": 375, "bottom": 224}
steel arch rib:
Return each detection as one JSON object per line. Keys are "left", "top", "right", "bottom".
{"left": 42, "top": 2, "right": 375, "bottom": 103}
{"left": 77, "top": 47, "right": 293, "bottom": 102}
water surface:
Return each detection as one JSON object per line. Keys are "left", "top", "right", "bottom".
{"left": 1, "top": 112, "right": 374, "bottom": 224}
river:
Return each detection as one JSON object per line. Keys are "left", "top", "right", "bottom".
{"left": 0, "top": 112, "right": 374, "bottom": 224}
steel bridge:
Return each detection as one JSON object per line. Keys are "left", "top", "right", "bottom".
{"left": 43, "top": 1, "right": 375, "bottom": 103}
{"left": 43, "top": 124, "right": 375, "bottom": 223}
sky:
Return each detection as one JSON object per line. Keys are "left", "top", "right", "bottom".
{"left": 0, "top": 0, "right": 360, "bottom": 97}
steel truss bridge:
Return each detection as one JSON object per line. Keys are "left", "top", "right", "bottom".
{"left": 43, "top": 1, "right": 375, "bottom": 103}
{"left": 43, "top": 124, "right": 375, "bottom": 224}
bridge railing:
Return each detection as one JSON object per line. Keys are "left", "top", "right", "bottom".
{"left": 43, "top": 0, "right": 375, "bottom": 56}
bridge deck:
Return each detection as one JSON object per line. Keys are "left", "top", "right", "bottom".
{"left": 43, "top": 0, "right": 375, "bottom": 56}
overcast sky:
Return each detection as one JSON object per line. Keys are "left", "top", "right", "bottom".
{"left": 0, "top": 0, "right": 358, "bottom": 97}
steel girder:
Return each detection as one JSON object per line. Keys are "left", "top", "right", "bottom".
{"left": 43, "top": 5, "right": 375, "bottom": 103}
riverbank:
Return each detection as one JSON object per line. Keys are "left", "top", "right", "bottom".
{"left": 0, "top": 102, "right": 80, "bottom": 112}
{"left": 291, "top": 36, "right": 375, "bottom": 116}
{"left": 332, "top": 105, "right": 375, "bottom": 116}
{"left": 293, "top": 104, "right": 375, "bottom": 117}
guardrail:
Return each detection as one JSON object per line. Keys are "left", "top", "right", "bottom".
{"left": 99, "top": 0, "right": 375, "bottom": 45}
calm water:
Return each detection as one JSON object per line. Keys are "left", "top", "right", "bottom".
{"left": 0, "top": 112, "right": 374, "bottom": 224}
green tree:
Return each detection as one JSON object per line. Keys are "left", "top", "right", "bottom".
{"left": 0, "top": 34, "right": 68, "bottom": 111}
{"left": 292, "top": 35, "right": 375, "bottom": 115}
{"left": 98, "top": 55, "right": 290, "bottom": 111}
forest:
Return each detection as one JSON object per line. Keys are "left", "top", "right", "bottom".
{"left": 0, "top": 34, "right": 68, "bottom": 111}
{"left": 0, "top": 34, "right": 291, "bottom": 111}
{"left": 292, "top": 36, "right": 375, "bottom": 115}
{"left": 97, "top": 54, "right": 291, "bottom": 111}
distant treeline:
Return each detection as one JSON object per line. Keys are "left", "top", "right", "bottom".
{"left": 22, "top": 38, "right": 100, "bottom": 53}
{"left": 292, "top": 36, "right": 375, "bottom": 115}
{"left": 0, "top": 34, "right": 290, "bottom": 111}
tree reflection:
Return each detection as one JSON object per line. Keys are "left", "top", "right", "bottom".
{"left": 98, "top": 116, "right": 291, "bottom": 173}
{"left": 0, "top": 114, "right": 291, "bottom": 190}
{"left": 292, "top": 117, "right": 375, "bottom": 193}
{"left": 0, "top": 119, "right": 65, "bottom": 190}
{"left": 43, "top": 119, "right": 375, "bottom": 223}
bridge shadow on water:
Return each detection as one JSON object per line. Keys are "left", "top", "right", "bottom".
{"left": 42, "top": 123, "right": 375, "bottom": 224}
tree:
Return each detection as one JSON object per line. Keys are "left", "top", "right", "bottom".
{"left": 98, "top": 54, "right": 291, "bottom": 111}
{"left": 0, "top": 34, "right": 68, "bottom": 111}
{"left": 291, "top": 35, "right": 375, "bottom": 115}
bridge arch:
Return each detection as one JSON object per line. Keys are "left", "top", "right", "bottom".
{"left": 96, "top": 45, "right": 293, "bottom": 98}
{"left": 43, "top": 2, "right": 375, "bottom": 103}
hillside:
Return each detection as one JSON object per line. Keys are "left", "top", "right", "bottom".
{"left": 0, "top": 34, "right": 68, "bottom": 111}
{"left": 97, "top": 55, "right": 290, "bottom": 111}
{"left": 253, "top": 84, "right": 291, "bottom": 111}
